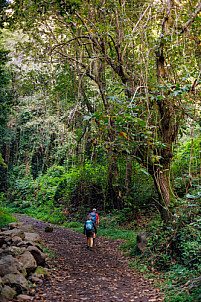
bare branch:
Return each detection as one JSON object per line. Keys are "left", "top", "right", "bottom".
{"left": 50, "top": 36, "right": 92, "bottom": 53}
{"left": 122, "top": 0, "right": 154, "bottom": 60}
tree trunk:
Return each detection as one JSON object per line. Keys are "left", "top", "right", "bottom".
{"left": 106, "top": 153, "right": 121, "bottom": 209}
{"left": 125, "top": 155, "right": 132, "bottom": 191}
{"left": 152, "top": 165, "right": 174, "bottom": 224}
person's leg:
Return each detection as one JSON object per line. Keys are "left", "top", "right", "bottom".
{"left": 87, "top": 237, "right": 90, "bottom": 248}
{"left": 89, "top": 237, "right": 93, "bottom": 248}
{"left": 93, "top": 232, "right": 96, "bottom": 246}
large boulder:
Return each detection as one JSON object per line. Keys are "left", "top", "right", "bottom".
{"left": 1, "top": 285, "right": 17, "bottom": 300}
{"left": 18, "top": 251, "right": 37, "bottom": 273}
{"left": 24, "top": 232, "right": 41, "bottom": 243}
{"left": 18, "top": 224, "right": 35, "bottom": 233}
{"left": 0, "top": 255, "right": 19, "bottom": 276}
{"left": 136, "top": 231, "right": 147, "bottom": 252}
{"left": 2, "top": 273, "right": 29, "bottom": 291}
{"left": 27, "top": 246, "right": 46, "bottom": 265}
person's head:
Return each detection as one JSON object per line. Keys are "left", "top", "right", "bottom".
{"left": 92, "top": 208, "right": 96, "bottom": 212}
{"left": 88, "top": 215, "right": 91, "bottom": 220}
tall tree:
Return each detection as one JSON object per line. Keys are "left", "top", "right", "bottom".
{"left": 0, "top": 0, "right": 16, "bottom": 191}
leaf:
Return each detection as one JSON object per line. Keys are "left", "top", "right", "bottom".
{"left": 83, "top": 115, "right": 91, "bottom": 121}
{"left": 119, "top": 131, "right": 129, "bottom": 140}
{"left": 140, "top": 168, "right": 149, "bottom": 176}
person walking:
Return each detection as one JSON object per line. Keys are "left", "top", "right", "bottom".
{"left": 89, "top": 208, "right": 99, "bottom": 246}
{"left": 83, "top": 215, "right": 97, "bottom": 250}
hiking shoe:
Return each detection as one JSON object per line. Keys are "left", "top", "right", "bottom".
{"left": 87, "top": 246, "right": 89, "bottom": 249}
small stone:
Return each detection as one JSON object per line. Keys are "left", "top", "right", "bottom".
{"left": 17, "top": 294, "right": 33, "bottom": 301}
{"left": 28, "top": 275, "right": 43, "bottom": 283}
{"left": 33, "top": 266, "right": 49, "bottom": 277}
{"left": 45, "top": 226, "right": 53, "bottom": 232}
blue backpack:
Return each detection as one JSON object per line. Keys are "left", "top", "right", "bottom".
{"left": 90, "top": 212, "right": 96, "bottom": 223}
{"left": 86, "top": 220, "right": 93, "bottom": 231}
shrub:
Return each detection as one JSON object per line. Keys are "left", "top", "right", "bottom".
{"left": 0, "top": 207, "right": 18, "bottom": 228}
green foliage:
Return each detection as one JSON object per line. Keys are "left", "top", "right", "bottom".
{"left": 54, "top": 160, "right": 107, "bottom": 209}
{"left": 7, "top": 168, "right": 35, "bottom": 209}
{"left": 0, "top": 41, "right": 17, "bottom": 193}
{"left": 99, "top": 225, "right": 135, "bottom": 241}
{"left": 0, "top": 192, "right": 6, "bottom": 207}
{"left": 41, "top": 243, "right": 57, "bottom": 259}
{"left": 0, "top": 207, "right": 18, "bottom": 229}
{"left": 63, "top": 221, "right": 83, "bottom": 233}
{"left": 0, "top": 153, "right": 6, "bottom": 168}
{"left": 172, "top": 136, "right": 201, "bottom": 197}
{"left": 7, "top": 164, "right": 66, "bottom": 224}
{"left": 164, "top": 289, "right": 201, "bottom": 302}
{"left": 101, "top": 208, "right": 133, "bottom": 228}
{"left": 163, "top": 266, "right": 201, "bottom": 302}
{"left": 0, "top": 0, "right": 8, "bottom": 14}
{"left": 0, "top": 47, "right": 13, "bottom": 130}
{"left": 7, "top": 0, "right": 201, "bottom": 225}
{"left": 128, "top": 201, "right": 201, "bottom": 272}
{"left": 116, "top": 201, "right": 201, "bottom": 301}
{"left": 7, "top": 162, "right": 107, "bottom": 223}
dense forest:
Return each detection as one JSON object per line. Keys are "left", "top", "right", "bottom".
{"left": 1, "top": 0, "right": 201, "bottom": 301}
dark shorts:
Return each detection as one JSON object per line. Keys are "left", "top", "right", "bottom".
{"left": 86, "top": 230, "right": 94, "bottom": 238}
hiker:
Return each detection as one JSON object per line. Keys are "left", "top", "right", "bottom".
{"left": 89, "top": 208, "right": 99, "bottom": 246}
{"left": 84, "top": 215, "right": 97, "bottom": 250}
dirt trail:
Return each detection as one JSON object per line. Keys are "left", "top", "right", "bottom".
{"left": 13, "top": 214, "right": 164, "bottom": 302}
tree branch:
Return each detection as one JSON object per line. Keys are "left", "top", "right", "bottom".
{"left": 180, "top": 2, "right": 201, "bottom": 34}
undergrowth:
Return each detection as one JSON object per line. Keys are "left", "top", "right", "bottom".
{"left": 0, "top": 206, "right": 18, "bottom": 228}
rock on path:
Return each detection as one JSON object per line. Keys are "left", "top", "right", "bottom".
{"left": 13, "top": 214, "right": 164, "bottom": 302}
